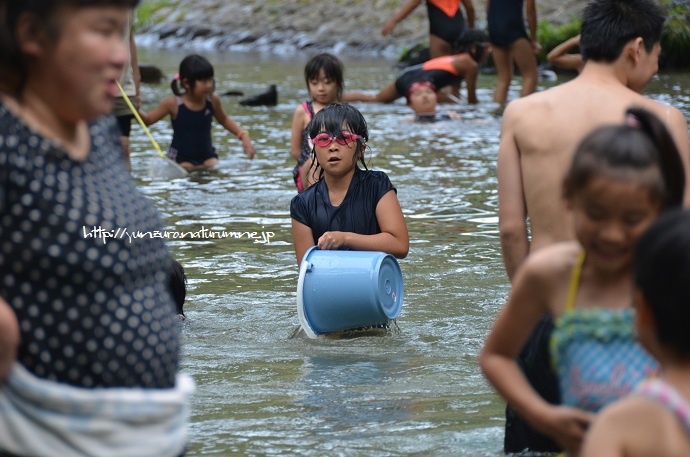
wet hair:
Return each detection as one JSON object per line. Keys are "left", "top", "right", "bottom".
{"left": 580, "top": 0, "right": 664, "bottom": 63}
{"left": 634, "top": 208, "right": 690, "bottom": 359}
{"left": 305, "top": 103, "right": 369, "bottom": 183}
{"left": 304, "top": 53, "right": 344, "bottom": 101}
{"left": 564, "top": 106, "right": 685, "bottom": 211}
{"left": 169, "top": 259, "right": 187, "bottom": 317}
{"left": 0, "top": 0, "right": 139, "bottom": 96}
{"left": 171, "top": 54, "right": 215, "bottom": 96}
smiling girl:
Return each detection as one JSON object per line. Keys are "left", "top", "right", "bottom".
{"left": 480, "top": 107, "right": 685, "bottom": 456}
{"left": 290, "top": 103, "right": 409, "bottom": 266}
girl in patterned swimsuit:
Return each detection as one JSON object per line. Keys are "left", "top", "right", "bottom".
{"left": 290, "top": 53, "right": 344, "bottom": 192}
{"left": 138, "top": 54, "right": 255, "bottom": 171}
{"left": 480, "top": 107, "right": 685, "bottom": 456}
{"left": 581, "top": 208, "right": 690, "bottom": 456}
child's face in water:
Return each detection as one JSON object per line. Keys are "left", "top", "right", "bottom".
{"left": 313, "top": 124, "right": 362, "bottom": 178}
{"left": 568, "top": 174, "right": 662, "bottom": 273}
{"left": 308, "top": 69, "right": 338, "bottom": 105}
{"left": 408, "top": 86, "right": 438, "bottom": 114}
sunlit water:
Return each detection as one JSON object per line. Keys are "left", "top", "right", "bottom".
{"left": 129, "top": 47, "right": 690, "bottom": 456}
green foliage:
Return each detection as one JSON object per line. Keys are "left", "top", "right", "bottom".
{"left": 536, "top": 18, "right": 581, "bottom": 63}
{"left": 659, "top": 0, "right": 690, "bottom": 68}
{"left": 135, "top": 0, "right": 173, "bottom": 29}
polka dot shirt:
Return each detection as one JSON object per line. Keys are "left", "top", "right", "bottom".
{"left": 0, "top": 103, "right": 179, "bottom": 389}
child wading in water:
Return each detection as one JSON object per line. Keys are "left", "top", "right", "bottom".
{"left": 138, "top": 54, "right": 255, "bottom": 171}
{"left": 290, "top": 53, "right": 344, "bottom": 192}
{"left": 581, "top": 208, "right": 690, "bottom": 457}
{"left": 480, "top": 107, "right": 685, "bottom": 456}
{"left": 290, "top": 103, "right": 409, "bottom": 266}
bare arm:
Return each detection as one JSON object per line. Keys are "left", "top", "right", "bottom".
{"left": 479, "top": 255, "right": 593, "bottom": 453}
{"left": 317, "top": 190, "right": 410, "bottom": 259}
{"left": 665, "top": 107, "right": 690, "bottom": 206}
{"left": 137, "top": 95, "right": 176, "bottom": 126}
{"left": 381, "top": 0, "right": 423, "bottom": 36}
{"left": 211, "top": 94, "right": 256, "bottom": 159}
{"left": 497, "top": 106, "right": 529, "bottom": 280}
{"left": 546, "top": 35, "right": 582, "bottom": 72}
{"left": 292, "top": 218, "right": 316, "bottom": 266}
{"left": 462, "top": 0, "right": 475, "bottom": 29}
{"left": 525, "top": 0, "right": 539, "bottom": 52}
{"left": 0, "top": 297, "right": 18, "bottom": 382}
{"left": 290, "top": 104, "right": 308, "bottom": 161}
{"left": 129, "top": 29, "right": 141, "bottom": 108}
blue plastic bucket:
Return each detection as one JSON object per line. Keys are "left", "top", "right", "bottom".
{"left": 297, "top": 247, "right": 404, "bottom": 338}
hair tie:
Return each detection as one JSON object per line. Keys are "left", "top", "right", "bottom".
{"left": 625, "top": 112, "right": 642, "bottom": 129}
{"left": 174, "top": 73, "right": 180, "bottom": 81}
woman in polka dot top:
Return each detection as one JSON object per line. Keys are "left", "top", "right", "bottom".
{"left": 0, "top": 1, "right": 193, "bottom": 456}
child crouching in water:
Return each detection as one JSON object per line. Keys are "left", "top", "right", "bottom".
{"left": 290, "top": 103, "right": 409, "bottom": 266}
{"left": 581, "top": 208, "right": 690, "bottom": 456}
{"left": 479, "top": 107, "right": 685, "bottom": 456}
{"left": 138, "top": 54, "right": 255, "bottom": 171}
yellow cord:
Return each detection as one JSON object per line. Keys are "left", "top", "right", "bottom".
{"left": 115, "top": 81, "right": 166, "bottom": 159}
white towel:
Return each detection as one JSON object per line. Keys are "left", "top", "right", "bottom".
{"left": 0, "top": 363, "right": 195, "bottom": 457}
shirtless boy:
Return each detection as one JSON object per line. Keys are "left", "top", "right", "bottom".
{"left": 495, "top": 0, "right": 690, "bottom": 453}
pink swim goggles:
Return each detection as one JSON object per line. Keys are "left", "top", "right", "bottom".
{"left": 312, "top": 131, "right": 362, "bottom": 147}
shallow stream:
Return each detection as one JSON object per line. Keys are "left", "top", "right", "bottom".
{"left": 130, "top": 47, "right": 690, "bottom": 456}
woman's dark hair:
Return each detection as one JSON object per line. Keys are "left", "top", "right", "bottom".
{"left": 0, "top": 0, "right": 140, "bottom": 96}
{"left": 564, "top": 106, "right": 685, "bottom": 211}
{"left": 305, "top": 103, "right": 369, "bottom": 184}
{"left": 580, "top": 0, "right": 664, "bottom": 63}
{"left": 304, "top": 53, "right": 344, "bottom": 101}
{"left": 634, "top": 208, "right": 690, "bottom": 358}
{"left": 169, "top": 259, "right": 187, "bottom": 317}
{"left": 171, "top": 54, "right": 214, "bottom": 96}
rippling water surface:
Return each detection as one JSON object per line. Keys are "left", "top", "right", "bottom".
{"left": 130, "top": 47, "right": 690, "bottom": 456}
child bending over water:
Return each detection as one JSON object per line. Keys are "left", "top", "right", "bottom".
{"left": 290, "top": 103, "right": 409, "bottom": 266}
{"left": 138, "top": 54, "right": 255, "bottom": 171}
{"left": 479, "top": 107, "right": 685, "bottom": 456}
{"left": 581, "top": 208, "right": 690, "bottom": 457}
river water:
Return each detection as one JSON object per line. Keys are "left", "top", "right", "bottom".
{"left": 130, "top": 47, "right": 690, "bottom": 456}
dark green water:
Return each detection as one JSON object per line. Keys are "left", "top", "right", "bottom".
{"left": 130, "top": 47, "right": 690, "bottom": 456}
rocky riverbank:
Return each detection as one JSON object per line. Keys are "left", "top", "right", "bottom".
{"left": 137, "top": 0, "right": 586, "bottom": 58}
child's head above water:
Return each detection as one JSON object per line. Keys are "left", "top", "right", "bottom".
{"left": 306, "top": 103, "right": 369, "bottom": 180}
{"left": 304, "top": 53, "right": 344, "bottom": 102}
{"left": 634, "top": 208, "right": 690, "bottom": 360}
{"left": 564, "top": 106, "right": 685, "bottom": 211}
{"left": 171, "top": 54, "right": 214, "bottom": 96}
{"left": 406, "top": 80, "right": 438, "bottom": 114}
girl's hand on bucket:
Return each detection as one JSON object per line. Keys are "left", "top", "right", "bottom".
{"left": 317, "top": 231, "right": 346, "bottom": 250}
